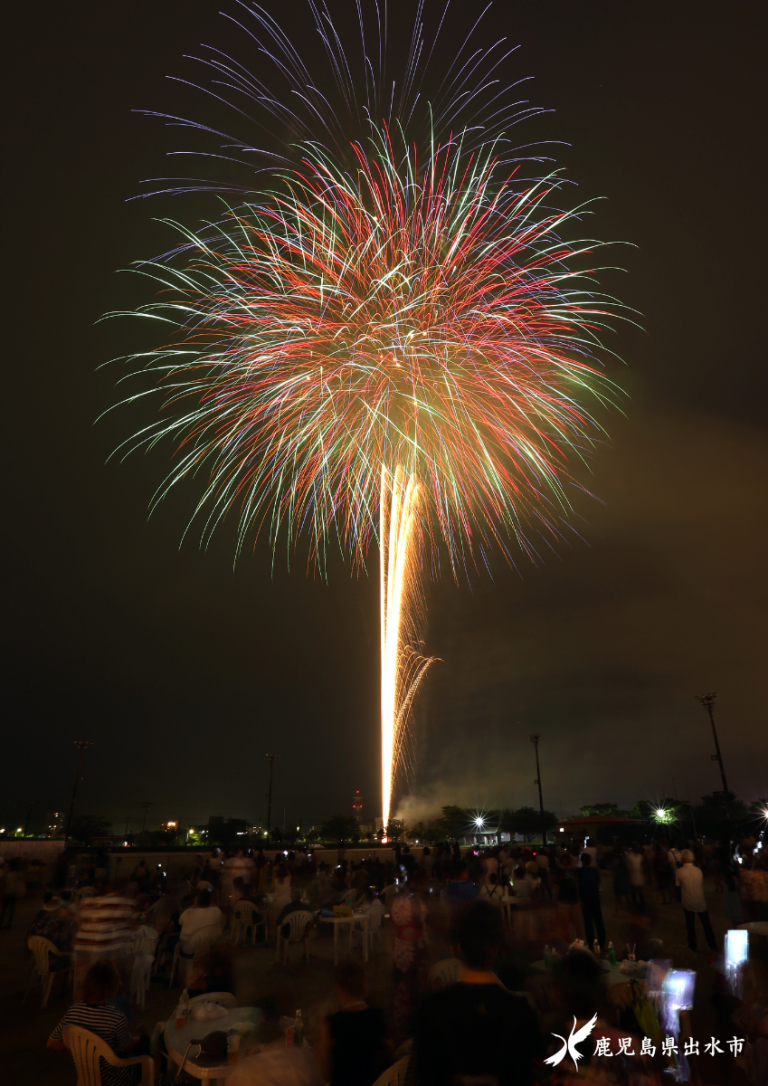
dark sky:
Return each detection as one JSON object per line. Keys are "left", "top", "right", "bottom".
{"left": 4, "top": 2, "right": 767, "bottom": 835}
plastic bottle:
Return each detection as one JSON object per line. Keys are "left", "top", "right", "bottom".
{"left": 293, "top": 1009, "right": 304, "bottom": 1047}
{"left": 607, "top": 941, "right": 617, "bottom": 966}
{"left": 227, "top": 1028, "right": 240, "bottom": 1064}
{"left": 593, "top": 940, "right": 601, "bottom": 958}
{"left": 175, "top": 988, "right": 189, "bottom": 1029}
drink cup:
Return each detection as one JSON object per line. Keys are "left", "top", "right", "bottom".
{"left": 175, "top": 1005, "right": 187, "bottom": 1029}
{"left": 227, "top": 1031, "right": 240, "bottom": 1063}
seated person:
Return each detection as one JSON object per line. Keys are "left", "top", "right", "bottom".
{"left": 179, "top": 888, "right": 222, "bottom": 950}
{"left": 549, "top": 951, "right": 652, "bottom": 1076}
{"left": 622, "top": 910, "right": 663, "bottom": 962}
{"left": 154, "top": 894, "right": 189, "bottom": 970}
{"left": 47, "top": 959, "right": 148, "bottom": 1083}
{"left": 319, "top": 961, "right": 389, "bottom": 1086}
{"left": 277, "top": 889, "right": 314, "bottom": 938}
{"left": 29, "top": 892, "right": 76, "bottom": 967}
{"left": 230, "top": 876, "right": 247, "bottom": 907}
{"left": 352, "top": 890, "right": 384, "bottom": 944}
{"left": 414, "top": 901, "right": 543, "bottom": 1086}
{"left": 188, "top": 946, "right": 236, "bottom": 999}
{"left": 359, "top": 889, "right": 385, "bottom": 923}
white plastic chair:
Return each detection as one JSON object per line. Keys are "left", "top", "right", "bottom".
{"left": 130, "top": 929, "right": 158, "bottom": 1009}
{"left": 24, "top": 936, "right": 71, "bottom": 1008}
{"left": 169, "top": 924, "right": 221, "bottom": 988}
{"left": 366, "top": 906, "right": 385, "bottom": 952}
{"left": 428, "top": 956, "right": 461, "bottom": 990}
{"left": 342, "top": 888, "right": 358, "bottom": 907}
{"left": 372, "top": 1056, "right": 410, "bottom": 1086}
{"left": 231, "top": 902, "right": 266, "bottom": 946}
{"left": 187, "top": 991, "right": 237, "bottom": 1010}
{"left": 62, "top": 1024, "right": 154, "bottom": 1085}
{"left": 275, "top": 911, "right": 312, "bottom": 964}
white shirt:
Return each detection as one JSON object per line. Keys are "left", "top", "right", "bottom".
{"left": 626, "top": 852, "right": 645, "bottom": 887}
{"left": 179, "top": 905, "right": 222, "bottom": 942}
{"left": 675, "top": 862, "right": 707, "bottom": 912}
{"left": 512, "top": 874, "right": 540, "bottom": 901}
{"left": 478, "top": 884, "right": 505, "bottom": 907}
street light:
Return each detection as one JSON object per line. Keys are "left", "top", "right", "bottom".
{"left": 527, "top": 733, "right": 548, "bottom": 847}
{"left": 65, "top": 740, "right": 93, "bottom": 841}
{"left": 695, "top": 692, "right": 730, "bottom": 797}
{"left": 475, "top": 817, "right": 485, "bottom": 828}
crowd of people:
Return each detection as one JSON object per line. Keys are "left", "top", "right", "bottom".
{"left": 3, "top": 830, "right": 767, "bottom": 1085}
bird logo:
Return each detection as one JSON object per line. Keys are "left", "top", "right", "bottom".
{"left": 544, "top": 1014, "right": 599, "bottom": 1071}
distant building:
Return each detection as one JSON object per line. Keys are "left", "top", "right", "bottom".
{"left": 352, "top": 790, "right": 363, "bottom": 821}
{"left": 44, "top": 811, "right": 65, "bottom": 836}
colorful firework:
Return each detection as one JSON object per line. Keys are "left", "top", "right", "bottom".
{"left": 107, "top": 2, "right": 629, "bottom": 821}
{"left": 380, "top": 467, "right": 435, "bottom": 826}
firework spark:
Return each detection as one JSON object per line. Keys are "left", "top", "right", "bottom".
{"left": 380, "top": 466, "right": 435, "bottom": 827}
{"left": 107, "top": 1, "right": 630, "bottom": 819}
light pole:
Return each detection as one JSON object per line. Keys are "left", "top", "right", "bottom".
{"left": 695, "top": 692, "right": 730, "bottom": 797}
{"left": 265, "top": 754, "right": 278, "bottom": 840}
{"left": 65, "top": 741, "right": 93, "bottom": 841}
{"left": 528, "top": 733, "right": 547, "bottom": 846}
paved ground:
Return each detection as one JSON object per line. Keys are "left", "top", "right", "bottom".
{"left": 0, "top": 877, "right": 740, "bottom": 1084}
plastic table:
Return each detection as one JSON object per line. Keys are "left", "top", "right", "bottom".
{"left": 164, "top": 1005, "right": 260, "bottom": 1082}
{"left": 318, "top": 913, "right": 369, "bottom": 965}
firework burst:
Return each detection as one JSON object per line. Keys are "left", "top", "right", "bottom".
{"left": 107, "top": 1, "right": 631, "bottom": 818}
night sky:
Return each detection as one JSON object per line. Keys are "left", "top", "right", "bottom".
{"left": 4, "top": 2, "right": 767, "bottom": 835}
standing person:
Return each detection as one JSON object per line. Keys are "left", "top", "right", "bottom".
{"left": 583, "top": 838, "right": 598, "bottom": 867}
{"left": 481, "top": 848, "right": 499, "bottom": 886}
{"left": 511, "top": 864, "right": 540, "bottom": 941}
{"left": 675, "top": 850, "right": 717, "bottom": 951}
{"left": 654, "top": 842, "right": 674, "bottom": 904}
{"left": 444, "top": 862, "right": 478, "bottom": 929}
{"left": 413, "top": 902, "right": 543, "bottom": 1086}
{"left": 668, "top": 842, "right": 682, "bottom": 902}
{"left": 717, "top": 844, "right": 743, "bottom": 927}
{"left": 575, "top": 853, "right": 606, "bottom": 951}
{"left": 270, "top": 861, "right": 292, "bottom": 938}
{"left": 555, "top": 852, "right": 582, "bottom": 941}
{"left": 319, "top": 961, "right": 389, "bottom": 1086}
{"left": 611, "top": 846, "right": 632, "bottom": 915}
{"left": 0, "top": 859, "right": 26, "bottom": 927}
{"left": 220, "top": 851, "right": 238, "bottom": 906}
{"left": 535, "top": 848, "right": 553, "bottom": 900}
{"left": 72, "top": 885, "right": 137, "bottom": 1001}
{"left": 478, "top": 872, "right": 505, "bottom": 908}
{"left": 626, "top": 844, "right": 646, "bottom": 912}
{"left": 390, "top": 877, "right": 429, "bottom": 1044}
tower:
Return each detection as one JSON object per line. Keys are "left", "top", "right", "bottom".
{"left": 352, "top": 790, "right": 363, "bottom": 821}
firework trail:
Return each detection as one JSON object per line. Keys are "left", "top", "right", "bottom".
{"left": 107, "top": 1, "right": 630, "bottom": 821}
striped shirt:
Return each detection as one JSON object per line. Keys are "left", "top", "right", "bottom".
{"left": 50, "top": 1002, "right": 133, "bottom": 1086}
{"left": 74, "top": 896, "right": 136, "bottom": 953}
